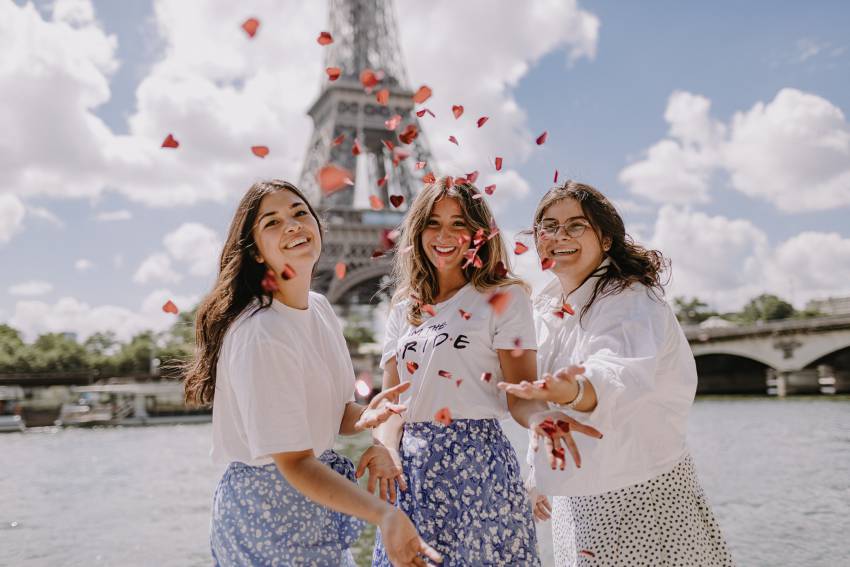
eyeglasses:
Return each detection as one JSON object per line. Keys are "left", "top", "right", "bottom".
{"left": 535, "top": 220, "right": 591, "bottom": 239}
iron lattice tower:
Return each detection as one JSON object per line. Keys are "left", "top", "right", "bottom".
{"left": 300, "top": 0, "right": 434, "bottom": 305}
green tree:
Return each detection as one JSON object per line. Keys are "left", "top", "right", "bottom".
{"left": 0, "top": 324, "right": 26, "bottom": 372}
{"left": 18, "top": 333, "right": 89, "bottom": 373}
{"left": 738, "top": 293, "right": 795, "bottom": 323}
{"left": 673, "top": 296, "right": 718, "bottom": 325}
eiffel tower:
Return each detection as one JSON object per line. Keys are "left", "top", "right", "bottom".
{"left": 300, "top": 0, "right": 434, "bottom": 305}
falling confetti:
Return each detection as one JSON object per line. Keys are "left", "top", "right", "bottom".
{"left": 161, "top": 134, "right": 179, "bottom": 149}
{"left": 317, "top": 31, "right": 333, "bottom": 45}
{"left": 448, "top": 135, "right": 459, "bottom": 146}
{"left": 406, "top": 361, "right": 419, "bottom": 374}
{"left": 541, "top": 258, "right": 555, "bottom": 270}
{"left": 536, "top": 131, "right": 548, "bottom": 145}
{"left": 389, "top": 195, "right": 404, "bottom": 208}
{"left": 413, "top": 85, "right": 432, "bottom": 104}
{"left": 514, "top": 242, "right": 528, "bottom": 255}
{"left": 421, "top": 304, "right": 436, "bottom": 317}
{"left": 377, "top": 176, "right": 387, "bottom": 187}
{"left": 579, "top": 550, "right": 596, "bottom": 558}
{"left": 335, "top": 262, "right": 346, "bottom": 279}
{"left": 466, "top": 170, "right": 479, "bottom": 184}
{"left": 317, "top": 164, "right": 354, "bottom": 195}
{"left": 438, "top": 370, "right": 453, "bottom": 379}
{"left": 422, "top": 172, "right": 436, "bottom": 184}
{"left": 458, "top": 309, "right": 472, "bottom": 320}
{"left": 495, "top": 261, "right": 508, "bottom": 278}
{"left": 415, "top": 161, "right": 426, "bottom": 169}
{"left": 398, "top": 124, "right": 418, "bottom": 144}
{"left": 376, "top": 88, "right": 390, "bottom": 105}
{"left": 260, "top": 269, "right": 278, "bottom": 292}
{"left": 452, "top": 105, "right": 464, "bottom": 119}
{"left": 477, "top": 116, "right": 489, "bottom": 128}
{"left": 360, "top": 69, "right": 381, "bottom": 90}
{"left": 484, "top": 185, "right": 496, "bottom": 195}
{"left": 488, "top": 291, "right": 511, "bottom": 315}
{"left": 281, "top": 264, "right": 296, "bottom": 280}
{"left": 511, "top": 337, "right": 523, "bottom": 358}
{"left": 553, "top": 169, "right": 559, "bottom": 183}
{"left": 495, "top": 157, "right": 503, "bottom": 171}
{"left": 480, "top": 372, "right": 493, "bottom": 383}
{"left": 326, "top": 67, "right": 341, "bottom": 81}
{"left": 251, "top": 146, "right": 269, "bottom": 158}
{"left": 455, "top": 379, "right": 463, "bottom": 387}
{"left": 241, "top": 18, "right": 259, "bottom": 38}
{"left": 434, "top": 407, "right": 452, "bottom": 426}
{"left": 385, "top": 114, "right": 402, "bottom": 130}
{"left": 162, "top": 300, "right": 178, "bottom": 314}
{"left": 369, "top": 195, "right": 384, "bottom": 210}
{"left": 563, "top": 303, "right": 575, "bottom": 315}
{"left": 351, "top": 139, "right": 362, "bottom": 156}
{"left": 416, "top": 108, "right": 435, "bottom": 118}
{"left": 332, "top": 134, "right": 345, "bottom": 146}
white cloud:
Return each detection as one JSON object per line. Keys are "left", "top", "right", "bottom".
{"left": 9, "top": 289, "right": 199, "bottom": 342}
{"left": 767, "top": 232, "right": 850, "bottom": 303}
{"left": 95, "top": 209, "right": 133, "bottom": 221}
{"left": 133, "top": 253, "right": 182, "bottom": 284}
{"left": 9, "top": 280, "right": 54, "bottom": 297}
{"left": 75, "top": 258, "right": 94, "bottom": 271}
{"left": 620, "top": 88, "right": 850, "bottom": 212}
{"left": 162, "top": 222, "right": 222, "bottom": 276}
{"left": 0, "top": 194, "right": 26, "bottom": 243}
{"left": 28, "top": 206, "right": 64, "bottom": 228}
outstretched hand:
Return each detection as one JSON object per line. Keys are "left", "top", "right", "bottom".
{"left": 354, "top": 381, "right": 410, "bottom": 432}
{"left": 497, "top": 365, "right": 584, "bottom": 405}
{"left": 529, "top": 410, "right": 603, "bottom": 470}
{"left": 356, "top": 442, "right": 407, "bottom": 504}
{"left": 380, "top": 508, "right": 442, "bottom": 566}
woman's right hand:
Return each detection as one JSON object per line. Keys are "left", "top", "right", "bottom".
{"left": 356, "top": 443, "right": 407, "bottom": 504}
{"left": 529, "top": 410, "right": 603, "bottom": 470}
{"left": 380, "top": 508, "right": 442, "bottom": 566}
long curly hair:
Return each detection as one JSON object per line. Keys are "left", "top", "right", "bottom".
{"left": 183, "top": 180, "right": 322, "bottom": 407}
{"left": 389, "top": 176, "right": 526, "bottom": 326}
{"left": 533, "top": 180, "right": 668, "bottom": 321}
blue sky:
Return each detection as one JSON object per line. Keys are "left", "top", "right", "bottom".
{"left": 2, "top": 0, "right": 849, "bottom": 341}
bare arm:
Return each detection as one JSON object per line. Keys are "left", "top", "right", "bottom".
{"left": 338, "top": 382, "right": 410, "bottom": 436}
{"left": 372, "top": 358, "right": 406, "bottom": 451}
{"left": 497, "top": 349, "right": 549, "bottom": 428}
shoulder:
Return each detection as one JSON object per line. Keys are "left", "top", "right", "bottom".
{"left": 227, "top": 302, "right": 293, "bottom": 351}
{"left": 591, "top": 283, "right": 669, "bottom": 322}
{"left": 309, "top": 291, "right": 337, "bottom": 318}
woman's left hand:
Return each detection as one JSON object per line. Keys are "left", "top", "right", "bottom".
{"left": 497, "top": 365, "right": 584, "bottom": 405}
{"left": 529, "top": 409, "right": 603, "bottom": 471}
{"left": 354, "top": 381, "right": 410, "bottom": 432}
{"left": 355, "top": 443, "right": 407, "bottom": 504}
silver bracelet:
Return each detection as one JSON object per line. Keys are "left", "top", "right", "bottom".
{"left": 564, "top": 376, "right": 586, "bottom": 411}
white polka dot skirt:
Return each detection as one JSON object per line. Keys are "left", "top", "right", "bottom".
{"left": 551, "top": 453, "right": 734, "bottom": 566}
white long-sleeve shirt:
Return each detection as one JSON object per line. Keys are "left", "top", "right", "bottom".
{"left": 531, "top": 266, "right": 697, "bottom": 496}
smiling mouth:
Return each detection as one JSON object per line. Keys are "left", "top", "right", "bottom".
{"left": 552, "top": 248, "right": 578, "bottom": 256}
{"left": 285, "top": 237, "right": 309, "bottom": 249}
{"left": 433, "top": 245, "right": 457, "bottom": 256}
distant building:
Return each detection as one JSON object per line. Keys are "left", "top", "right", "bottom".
{"left": 805, "top": 296, "right": 850, "bottom": 316}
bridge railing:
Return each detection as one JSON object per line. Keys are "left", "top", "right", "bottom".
{"left": 683, "top": 314, "right": 850, "bottom": 342}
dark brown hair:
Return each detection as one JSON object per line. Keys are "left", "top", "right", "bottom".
{"left": 183, "top": 180, "right": 322, "bottom": 407}
{"left": 533, "top": 180, "right": 668, "bottom": 321}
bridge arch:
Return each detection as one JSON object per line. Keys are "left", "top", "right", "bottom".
{"left": 693, "top": 353, "right": 772, "bottom": 394}
{"left": 326, "top": 263, "right": 392, "bottom": 305}
{"left": 795, "top": 334, "right": 850, "bottom": 370}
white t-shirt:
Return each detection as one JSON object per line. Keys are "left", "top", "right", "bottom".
{"left": 531, "top": 265, "right": 697, "bottom": 496}
{"left": 381, "top": 283, "right": 537, "bottom": 423}
{"left": 211, "top": 292, "right": 355, "bottom": 466}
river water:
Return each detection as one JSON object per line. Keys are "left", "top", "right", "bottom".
{"left": 1, "top": 397, "right": 848, "bottom": 566}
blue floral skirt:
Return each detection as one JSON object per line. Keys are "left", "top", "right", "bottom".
{"left": 372, "top": 418, "right": 541, "bottom": 566}
{"left": 211, "top": 449, "right": 364, "bottom": 567}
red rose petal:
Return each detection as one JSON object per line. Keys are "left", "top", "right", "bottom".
{"left": 434, "top": 407, "right": 452, "bottom": 426}
{"left": 415, "top": 161, "right": 426, "bottom": 170}
{"left": 556, "top": 419, "right": 571, "bottom": 433}
{"left": 456, "top": 379, "right": 463, "bottom": 387}
{"left": 448, "top": 135, "right": 459, "bottom": 146}
{"left": 381, "top": 139, "right": 395, "bottom": 152}
{"left": 377, "top": 176, "right": 388, "bottom": 188}
{"left": 536, "top": 131, "right": 548, "bottom": 145}
{"left": 452, "top": 105, "right": 464, "bottom": 119}
{"left": 317, "top": 164, "right": 354, "bottom": 195}
{"left": 579, "top": 550, "right": 596, "bottom": 558}
{"left": 466, "top": 170, "right": 479, "bottom": 184}
{"left": 541, "top": 258, "right": 555, "bottom": 270}
{"left": 563, "top": 303, "right": 575, "bottom": 315}
{"left": 369, "top": 195, "right": 384, "bottom": 210}
{"left": 415, "top": 108, "right": 435, "bottom": 118}
{"left": 281, "top": 264, "right": 296, "bottom": 280}
{"left": 553, "top": 169, "right": 559, "bottom": 183}
{"left": 406, "top": 361, "right": 419, "bottom": 374}
{"left": 260, "top": 269, "right": 278, "bottom": 292}
{"left": 413, "top": 85, "right": 432, "bottom": 104}
{"left": 398, "top": 124, "right": 419, "bottom": 145}
{"left": 326, "top": 67, "right": 341, "bottom": 81}
{"left": 477, "top": 116, "right": 489, "bottom": 128}
{"left": 332, "top": 134, "right": 345, "bottom": 146}
{"left": 421, "top": 304, "right": 436, "bottom": 317}
{"left": 162, "top": 300, "right": 178, "bottom": 314}
{"left": 438, "top": 370, "right": 452, "bottom": 379}
{"left": 352, "top": 139, "right": 362, "bottom": 156}
{"left": 317, "top": 31, "right": 333, "bottom": 45}
{"left": 484, "top": 184, "right": 496, "bottom": 195}
{"left": 241, "top": 18, "right": 259, "bottom": 38}
{"left": 360, "top": 68, "right": 381, "bottom": 90}
{"left": 511, "top": 337, "right": 523, "bottom": 358}
{"left": 392, "top": 146, "right": 410, "bottom": 163}
{"left": 488, "top": 291, "right": 511, "bottom": 315}
{"left": 472, "top": 256, "right": 483, "bottom": 269}
{"left": 422, "top": 172, "right": 436, "bottom": 184}
{"left": 389, "top": 194, "right": 404, "bottom": 208}
{"left": 371, "top": 249, "right": 386, "bottom": 260}
{"left": 335, "top": 262, "right": 346, "bottom": 280}
{"left": 473, "top": 228, "right": 486, "bottom": 246}
{"left": 161, "top": 134, "right": 179, "bottom": 149}
{"left": 495, "top": 157, "right": 503, "bottom": 171}
{"left": 458, "top": 309, "right": 472, "bottom": 320}
{"left": 376, "top": 88, "right": 390, "bottom": 105}
{"left": 514, "top": 242, "right": 528, "bottom": 255}
{"left": 251, "top": 145, "right": 269, "bottom": 158}
{"left": 553, "top": 310, "right": 565, "bottom": 319}
{"left": 495, "top": 261, "right": 508, "bottom": 278}
{"left": 385, "top": 114, "right": 402, "bottom": 130}
{"left": 480, "top": 372, "right": 492, "bottom": 383}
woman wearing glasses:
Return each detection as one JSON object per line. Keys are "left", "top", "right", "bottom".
{"left": 500, "top": 181, "right": 733, "bottom": 566}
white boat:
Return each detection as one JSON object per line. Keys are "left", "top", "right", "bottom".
{"left": 56, "top": 382, "right": 211, "bottom": 427}
{"left": 0, "top": 385, "right": 26, "bottom": 432}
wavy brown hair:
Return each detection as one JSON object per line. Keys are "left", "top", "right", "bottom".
{"left": 183, "top": 180, "right": 322, "bottom": 407}
{"left": 390, "top": 176, "right": 526, "bottom": 326}
{"left": 533, "top": 180, "right": 668, "bottom": 322}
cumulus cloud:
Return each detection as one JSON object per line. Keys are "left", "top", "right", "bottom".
{"left": 8, "top": 281, "right": 54, "bottom": 297}
{"left": 133, "top": 253, "right": 182, "bottom": 284}
{"left": 95, "top": 209, "right": 133, "bottom": 221}
{"left": 0, "top": 194, "right": 26, "bottom": 243}
{"left": 620, "top": 88, "right": 850, "bottom": 212}
{"left": 75, "top": 258, "right": 94, "bottom": 271}
{"left": 133, "top": 222, "right": 222, "bottom": 284}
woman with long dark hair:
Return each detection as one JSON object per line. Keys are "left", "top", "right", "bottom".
{"left": 500, "top": 181, "right": 733, "bottom": 566}
{"left": 184, "top": 180, "right": 441, "bottom": 567}
{"left": 369, "top": 177, "right": 601, "bottom": 566}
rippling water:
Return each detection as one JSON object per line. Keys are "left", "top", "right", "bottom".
{"left": 1, "top": 397, "right": 848, "bottom": 566}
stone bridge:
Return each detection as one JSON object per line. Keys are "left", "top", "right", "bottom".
{"left": 683, "top": 315, "right": 850, "bottom": 395}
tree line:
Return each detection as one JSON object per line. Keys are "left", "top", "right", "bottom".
{"left": 673, "top": 293, "right": 821, "bottom": 325}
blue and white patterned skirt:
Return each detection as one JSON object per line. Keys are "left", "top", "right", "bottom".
{"left": 372, "top": 418, "right": 541, "bottom": 566}
{"left": 211, "top": 449, "right": 364, "bottom": 567}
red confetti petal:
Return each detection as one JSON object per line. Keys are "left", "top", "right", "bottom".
{"left": 421, "top": 304, "right": 436, "bottom": 317}
{"left": 459, "top": 309, "right": 472, "bottom": 320}
{"left": 511, "top": 337, "right": 523, "bottom": 358}
{"left": 473, "top": 228, "right": 486, "bottom": 247}
{"left": 406, "top": 361, "right": 419, "bottom": 374}
{"left": 556, "top": 419, "right": 571, "bottom": 433}
{"left": 456, "top": 379, "right": 463, "bottom": 387}
{"left": 389, "top": 194, "right": 404, "bottom": 208}
{"left": 413, "top": 85, "right": 432, "bottom": 104}
{"left": 376, "top": 88, "right": 390, "bottom": 105}
{"left": 514, "top": 242, "right": 528, "bottom": 255}
{"left": 369, "top": 195, "right": 384, "bottom": 210}
{"left": 553, "top": 310, "right": 565, "bottom": 319}
{"left": 161, "top": 134, "right": 179, "bottom": 149}
{"left": 495, "top": 157, "right": 503, "bottom": 171}
{"left": 434, "top": 407, "right": 452, "bottom": 426}
{"left": 452, "top": 105, "right": 464, "bottom": 119}
{"left": 317, "top": 31, "right": 333, "bottom": 45}
{"left": 354, "top": 140, "right": 365, "bottom": 157}
{"left": 579, "top": 550, "right": 596, "bottom": 559}
{"left": 415, "top": 161, "right": 426, "bottom": 170}
{"left": 536, "top": 131, "right": 548, "bottom": 145}
{"left": 480, "top": 372, "right": 493, "bottom": 383}
{"left": 377, "top": 176, "right": 387, "bottom": 188}
{"left": 332, "top": 134, "right": 345, "bottom": 146}
{"left": 563, "top": 303, "right": 575, "bottom": 315}
{"left": 438, "top": 370, "right": 452, "bottom": 379}
{"left": 552, "top": 446, "right": 565, "bottom": 460}
{"left": 241, "top": 18, "right": 259, "bottom": 38}
{"left": 326, "top": 67, "right": 341, "bottom": 81}
{"left": 415, "top": 108, "right": 436, "bottom": 118}
{"left": 162, "top": 300, "right": 178, "bottom": 314}
{"left": 392, "top": 146, "right": 411, "bottom": 163}
{"left": 539, "top": 418, "right": 558, "bottom": 435}
{"left": 360, "top": 69, "right": 381, "bottom": 90}
{"left": 422, "top": 172, "right": 436, "bottom": 184}
{"left": 553, "top": 169, "right": 559, "bottom": 184}
{"left": 541, "top": 258, "right": 555, "bottom": 270}
{"left": 488, "top": 291, "right": 511, "bottom": 315}
{"left": 385, "top": 114, "right": 402, "bottom": 130}
{"left": 484, "top": 184, "right": 496, "bottom": 195}
{"left": 317, "top": 164, "right": 354, "bottom": 195}
{"left": 260, "top": 269, "right": 278, "bottom": 292}
{"left": 371, "top": 249, "right": 386, "bottom": 260}
{"left": 466, "top": 170, "right": 479, "bottom": 184}
{"left": 381, "top": 139, "right": 395, "bottom": 152}
{"left": 251, "top": 145, "right": 269, "bottom": 158}
{"left": 477, "top": 116, "right": 489, "bottom": 128}
{"left": 495, "top": 261, "right": 508, "bottom": 278}
{"left": 281, "top": 264, "right": 296, "bottom": 281}
{"left": 335, "top": 262, "right": 346, "bottom": 279}
{"left": 398, "top": 124, "right": 419, "bottom": 145}
{"left": 473, "top": 255, "right": 483, "bottom": 269}
{"left": 448, "top": 135, "right": 459, "bottom": 146}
